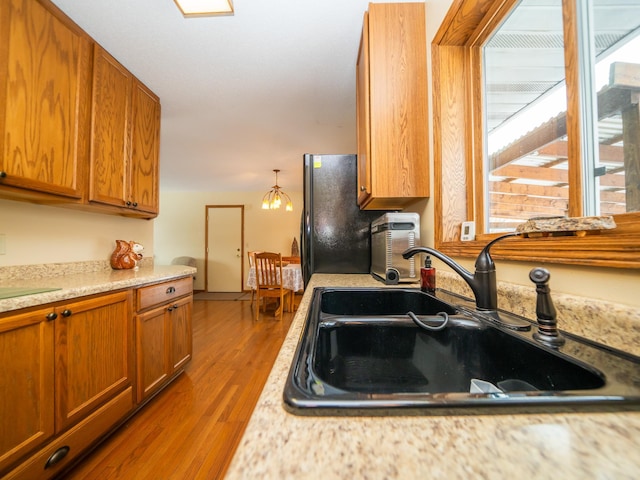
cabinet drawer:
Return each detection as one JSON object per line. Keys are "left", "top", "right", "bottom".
{"left": 136, "top": 277, "right": 192, "bottom": 312}
{"left": 3, "top": 387, "right": 133, "bottom": 480}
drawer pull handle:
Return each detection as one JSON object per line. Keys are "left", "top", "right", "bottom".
{"left": 166, "top": 286, "right": 176, "bottom": 294}
{"left": 61, "top": 309, "right": 72, "bottom": 317}
{"left": 45, "top": 446, "right": 70, "bottom": 469}
{"left": 46, "top": 312, "right": 58, "bottom": 321}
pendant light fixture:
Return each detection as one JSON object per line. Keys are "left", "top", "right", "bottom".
{"left": 262, "top": 169, "right": 293, "bottom": 211}
{"left": 173, "top": 0, "right": 234, "bottom": 17}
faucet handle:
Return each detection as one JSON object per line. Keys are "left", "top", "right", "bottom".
{"left": 529, "top": 267, "right": 565, "bottom": 347}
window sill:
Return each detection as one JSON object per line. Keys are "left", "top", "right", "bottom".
{"left": 437, "top": 213, "right": 640, "bottom": 269}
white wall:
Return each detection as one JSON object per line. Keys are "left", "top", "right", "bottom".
{"left": 154, "top": 190, "right": 303, "bottom": 291}
{"left": 0, "top": 198, "right": 154, "bottom": 267}
{"left": 412, "top": 0, "right": 640, "bottom": 308}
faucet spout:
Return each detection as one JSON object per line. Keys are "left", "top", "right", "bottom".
{"left": 402, "top": 233, "right": 519, "bottom": 311}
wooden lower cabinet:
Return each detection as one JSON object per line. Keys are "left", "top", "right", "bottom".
{"left": 55, "top": 291, "right": 134, "bottom": 431}
{"left": 135, "top": 291, "right": 192, "bottom": 403}
{"left": 3, "top": 387, "right": 133, "bottom": 480}
{"left": 0, "top": 278, "right": 192, "bottom": 478}
{"left": 0, "top": 291, "right": 133, "bottom": 478}
{"left": 0, "top": 306, "right": 55, "bottom": 474}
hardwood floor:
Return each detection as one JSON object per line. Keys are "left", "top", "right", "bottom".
{"left": 63, "top": 297, "right": 295, "bottom": 479}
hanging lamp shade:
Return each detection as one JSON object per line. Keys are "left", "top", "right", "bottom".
{"left": 262, "top": 169, "right": 293, "bottom": 211}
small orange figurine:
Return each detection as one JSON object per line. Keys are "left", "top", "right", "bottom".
{"left": 110, "top": 240, "right": 144, "bottom": 270}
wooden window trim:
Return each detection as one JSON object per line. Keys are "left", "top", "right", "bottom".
{"left": 432, "top": 0, "right": 640, "bottom": 268}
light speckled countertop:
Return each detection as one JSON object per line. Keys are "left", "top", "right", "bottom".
{"left": 0, "top": 263, "right": 196, "bottom": 313}
{"left": 225, "top": 274, "right": 640, "bottom": 480}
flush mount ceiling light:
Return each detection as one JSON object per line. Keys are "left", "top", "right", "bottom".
{"left": 173, "top": 0, "right": 234, "bottom": 17}
{"left": 262, "top": 169, "right": 293, "bottom": 211}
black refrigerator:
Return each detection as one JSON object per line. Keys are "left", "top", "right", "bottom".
{"left": 301, "top": 154, "right": 386, "bottom": 286}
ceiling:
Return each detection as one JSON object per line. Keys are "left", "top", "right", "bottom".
{"left": 50, "top": 0, "right": 421, "bottom": 193}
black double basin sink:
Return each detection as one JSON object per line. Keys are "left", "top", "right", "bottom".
{"left": 284, "top": 288, "right": 640, "bottom": 414}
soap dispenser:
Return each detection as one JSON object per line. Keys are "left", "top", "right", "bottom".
{"left": 420, "top": 255, "right": 436, "bottom": 294}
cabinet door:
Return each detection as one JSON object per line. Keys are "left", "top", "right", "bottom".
{"left": 0, "top": 0, "right": 90, "bottom": 199}
{"left": 135, "top": 305, "right": 169, "bottom": 403}
{"left": 89, "top": 45, "right": 132, "bottom": 209}
{"left": 169, "top": 296, "right": 193, "bottom": 373}
{"left": 359, "top": 3, "right": 429, "bottom": 210}
{"left": 0, "top": 307, "right": 54, "bottom": 474}
{"left": 55, "top": 291, "right": 133, "bottom": 431}
{"left": 129, "top": 80, "right": 160, "bottom": 215}
{"left": 356, "top": 12, "right": 371, "bottom": 206}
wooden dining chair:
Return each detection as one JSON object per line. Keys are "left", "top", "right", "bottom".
{"left": 281, "top": 255, "right": 301, "bottom": 264}
{"left": 254, "top": 252, "right": 292, "bottom": 321}
{"left": 281, "top": 256, "right": 302, "bottom": 311}
{"left": 247, "top": 251, "right": 261, "bottom": 303}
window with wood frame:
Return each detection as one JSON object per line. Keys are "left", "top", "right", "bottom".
{"left": 432, "top": 0, "right": 640, "bottom": 268}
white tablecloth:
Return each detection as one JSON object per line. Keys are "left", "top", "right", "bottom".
{"left": 247, "top": 264, "right": 304, "bottom": 292}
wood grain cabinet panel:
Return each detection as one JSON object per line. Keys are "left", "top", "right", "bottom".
{"left": 135, "top": 306, "right": 170, "bottom": 401}
{"left": 135, "top": 280, "right": 193, "bottom": 403}
{"left": 89, "top": 45, "right": 160, "bottom": 217}
{"left": 0, "top": 0, "right": 160, "bottom": 218}
{"left": 0, "top": 306, "right": 55, "bottom": 474}
{"left": 88, "top": 46, "right": 132, "bottom": 209}
{"left": 169, "top": 296, "right": 193, "bottom": 372}
{"left": 130, "top": 81, "right": 161, "bottom": 214}
{"left": 0, "top": 0, "right": 91, "bottom": 200}
{"left": 0, "top": 289, "right": 134, "bottom": 478}
{"left": 54, "top": 291, "right": 133, "bottom": 432}
{"left": 356, "top": 3, "right": 429, "bottom": 210}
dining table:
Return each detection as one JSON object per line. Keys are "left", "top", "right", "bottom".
{"left": 246, "top": 263, "right": 304, "bottom": 313}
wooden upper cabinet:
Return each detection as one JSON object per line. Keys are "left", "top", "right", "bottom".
{"left": 356, "top": 12, "right": 372, "bottom": 207}
{"left": 89, "top": 45, "right": 160, "bottom": 217}
{"left": 130, "top": 81, "right": 160, "bottom": 215}
{"left": 89, "top": 45, "right": 132, "bottom": 210}
{"left": 0, "top": 0, "right": 91, "bottom": 200}
{"left": 356, "top": 3, "right": 429, "bottom": 210}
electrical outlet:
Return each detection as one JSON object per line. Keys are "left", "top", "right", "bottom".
{"left": 0, "top": 234, "right": 6, "bottom": 255}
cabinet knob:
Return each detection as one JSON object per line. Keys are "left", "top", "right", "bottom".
{"left": 0, "top": 171, "right": 6, "bottom": 178}
{"left": 45, "top": 445, "right": 70, "bottom": 469}
{"left": 132, "top": 201, "right": 138, "bottom": 207}
{"left": 46, "top": 312, "right": 58, "bottom": 321}
{"left": 360, "top": 185, "right": 366, "bottom": 191}
{"left": 126, "top": 201, "right": 132, "bottom": 206}
{"left": 61, "top": 309, "right": 72, "bottom": 317}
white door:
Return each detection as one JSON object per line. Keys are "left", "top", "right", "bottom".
{"left": 206, "top": 206, "right": 243, "bottom": 292}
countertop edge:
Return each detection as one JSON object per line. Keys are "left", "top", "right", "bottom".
{"left": 0, "top": 265, "right": 196, "bottom": 313}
